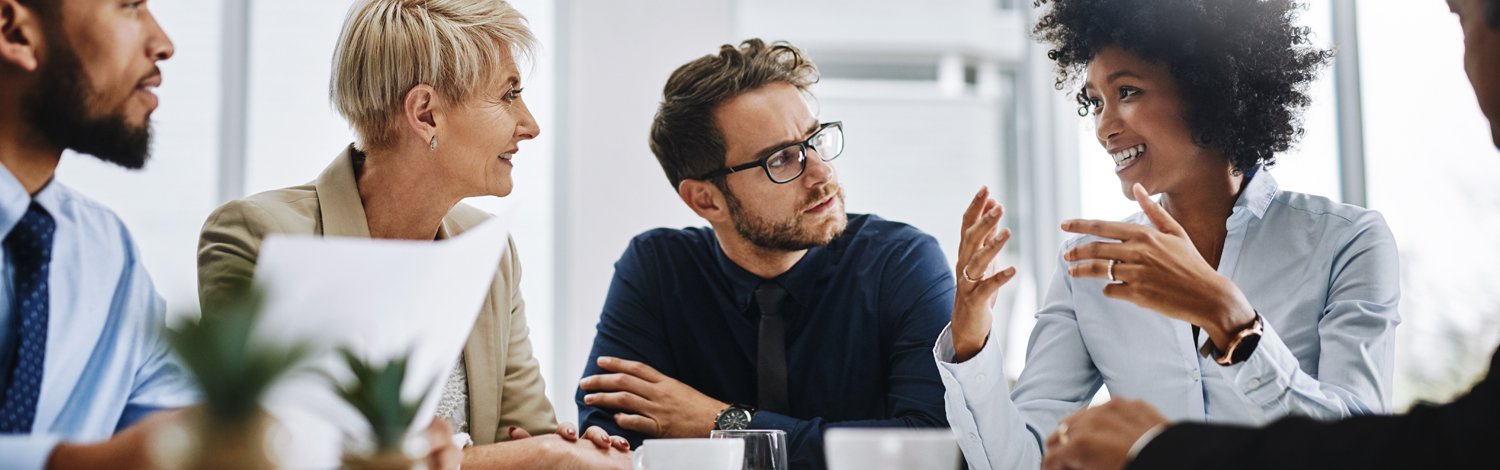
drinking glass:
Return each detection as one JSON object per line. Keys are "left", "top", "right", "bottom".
{"left": 710, "top": 429, "right": 788, "bottom": 470}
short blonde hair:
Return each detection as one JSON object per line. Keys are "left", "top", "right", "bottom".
{"left": 330, "top": 0, "right": 536, "bottom": 150}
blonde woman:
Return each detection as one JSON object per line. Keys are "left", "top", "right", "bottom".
{"left": 196, "top": 1, "right": 628, "bottom": 468}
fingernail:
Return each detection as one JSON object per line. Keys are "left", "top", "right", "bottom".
{"left": 584, "top": 394, "right": 595, "bottom": 403}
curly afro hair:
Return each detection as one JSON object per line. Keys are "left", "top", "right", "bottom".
{"left": 1033, "top": 0, "right": 1334, "bottom": 173}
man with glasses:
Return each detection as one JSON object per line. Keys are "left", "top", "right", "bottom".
{"left": 575, "top": 39, "right": 952, "bottom": 469}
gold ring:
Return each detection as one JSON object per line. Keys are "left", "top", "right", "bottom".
{"left": 962, "top": 266, "right": 981, "bottom": 283}
{"left": 1107, "top": 259, "right": 1118, "bottom": 283}
{"left": 1056, "top": 422, "right": 1070, "bottom": 446}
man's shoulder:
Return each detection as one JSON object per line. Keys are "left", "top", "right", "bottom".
{"left": 839, "top": 213, "right": 938, "bottom": 249}
{"left": 627, "top": 225, "right": 718, "bottom": 252}
{"left": 49, "top": 182, "right": 137, "bottom": 253}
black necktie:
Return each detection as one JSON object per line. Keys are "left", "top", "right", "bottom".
{"left": 1, "top": 203, "right": 54, "bottom": 433}
{"left": 755, "top": 282, "right": 790, "bottom": 414}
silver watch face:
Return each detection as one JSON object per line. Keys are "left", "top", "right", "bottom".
{"left": 717, "top": 407, "right": 752, "bottom": 430}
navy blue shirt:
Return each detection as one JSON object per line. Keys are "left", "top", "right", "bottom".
{"left": 577, "top": 214, "right": 954, "bottom": 469}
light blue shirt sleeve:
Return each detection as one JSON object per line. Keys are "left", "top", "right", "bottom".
{"left": 1213, "top": 209, "right": 1400, "bottom": 418}
{"left": 119, "top": 269, "right": 197, "bottom": 431}
{"left": 934, "top": 252, "right": 1101, "bottom": 470}
{"left": 0, "top": 171, "right": 198, "bottom": 470}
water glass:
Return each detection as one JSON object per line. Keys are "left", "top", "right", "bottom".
{"left": 710, "top": 429, "right": 789, "bottom": 470}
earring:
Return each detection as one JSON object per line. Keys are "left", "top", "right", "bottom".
{"left": 429, "top": 135, "right": 438, "bottom": 151}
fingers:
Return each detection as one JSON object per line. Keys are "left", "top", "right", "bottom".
{"left": 960, "top": 203, "right": 1005, "bottom": 274}
{"left": 1101, "top": 282, "right": 1140, "bottom": 303}
{"left": 582, "top": 426, "right": 613, "bottom": 449}
{"left": 961, "top": 186, "right": 990, "bottom": 229}
{"left": 552, "top": 422, "right": 577, "bottom": 441}
{"left": 583, "top": 391, "right": 651, "bottom": 413}
{"left": 597, "top": 356, "right": 667, "bottom": 383}
{"left": 611, "top": 435, "right": 630, "bottom": 451}
{"left": 1133, "top": 183, "right": 1185, "bottom": 236}
{"left": 1041, "top": 445, "right": 1079, "bottom": 470}
{"left": 579, "top": 372, "right": 655, "bottom": 396}
{"left": 977, "top": 266, "right": 1018, "bottom": 294}
{"left": 1066, "top": 260, "right": 1141, "bottom": 282}
{"left": 510, "top": 425, "right": 535, "bottom": 440}
{"left": 1060, "top": 219, "right": 1148, "bottom": 241}
{"left": 614, "top": 413, "right": 661, "bottom": 436}
{"left": 963, "top": 228, "right": 1012, "bottom": 282}
{"left": 1063, "top": 241, "right": 1134, "bottom": 264}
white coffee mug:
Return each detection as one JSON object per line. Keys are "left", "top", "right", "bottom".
{"left": 824, "top": 429, "right": 961, "bottom": 470}
{"left": 632, "top": 438, "right": 745, "bottom": 470}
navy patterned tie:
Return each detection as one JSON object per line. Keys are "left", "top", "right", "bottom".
{"left": 0, "top": 203, "right": 54, "bottom": 433}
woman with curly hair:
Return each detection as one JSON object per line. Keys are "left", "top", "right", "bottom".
{"left": 933, "top": 0, "right": 1400, "bottom": 468}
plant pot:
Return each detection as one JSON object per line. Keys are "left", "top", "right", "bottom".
{"left": 341, "top": 451, "right": 420, "bottom": 470}
{"left": 154, "top": 407, "right": 279, "bottom": 470}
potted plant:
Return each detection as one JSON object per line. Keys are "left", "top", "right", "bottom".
{"left": 335, "top": 348, "right": 434, "bottom": 470}
{"left": 162, "top": 288, "right": 309, "bottom": 470}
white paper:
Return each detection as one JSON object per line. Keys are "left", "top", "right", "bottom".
{"left": 250, "top": 211, "right": 513, "bottom": 468}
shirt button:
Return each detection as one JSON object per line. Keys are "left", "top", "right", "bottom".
{"left": 967, "top": 432, "right": 978, "bottom": 441}
{"left": 1248, "top": 378, "right": 1261, "bottom": 388}
{"left": 975, "top": 374, "right": 987, "bottom": 383}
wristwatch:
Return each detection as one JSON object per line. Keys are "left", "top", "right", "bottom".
{"left": 1198, "top": 314, "right": 1264, "bottom": 366}
{"left": 714, "top": 404, "right": 755, "bottom": 431}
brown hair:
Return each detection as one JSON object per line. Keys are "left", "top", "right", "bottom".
{"left": 648, "top": 38, "right": 820, "bottom": 191}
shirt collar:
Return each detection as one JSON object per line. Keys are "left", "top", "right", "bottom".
{"left": 712, "top": 235, "right": 833, "bottom": 315}
{"left": 1233, "top": 165, "right": 1278, "bottom": 220}
{"left": 0, "top": 161, "right": 66, "bottom": 238}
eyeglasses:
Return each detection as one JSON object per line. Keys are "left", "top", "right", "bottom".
{"left": 696, "top": 121, "right": 844, "bottom": 184}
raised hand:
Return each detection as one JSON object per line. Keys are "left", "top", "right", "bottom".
{"left": 951, "top": 186, "right": 1018, "bottom": 363}
{"left": 1061, "top": 183, "right": 1257, "bottom": 350}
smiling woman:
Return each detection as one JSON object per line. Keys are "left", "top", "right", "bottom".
{"left": 935, "top": 1, "right": 1403, "bottom": 469}
{"left": 193, "top": 1, "right": 629, "bottom": 469}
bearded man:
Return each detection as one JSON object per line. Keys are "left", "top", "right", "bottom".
{"left": 575, "top": 39, "right": 953, "bottom": 470}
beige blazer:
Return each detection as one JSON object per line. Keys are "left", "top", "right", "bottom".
{"left": 195, "top": 146, "right": 557, "bottom": 444}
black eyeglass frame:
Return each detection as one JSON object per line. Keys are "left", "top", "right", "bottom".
{"left": 693, "top": 121, "right": 844, "bottom": 184}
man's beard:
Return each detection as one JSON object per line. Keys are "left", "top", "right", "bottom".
{"left": 21, "top": 36, "right": 152, "bottom": 169}
{"left": 723, "top": 183, "right": 848, "bottom": 252}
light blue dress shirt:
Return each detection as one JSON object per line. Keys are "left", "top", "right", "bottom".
{"left": 934, "top": 169, "right": 1400, "bottom": 470}
{"left": 0, "top": 164, "right": 196, "bottom": 470}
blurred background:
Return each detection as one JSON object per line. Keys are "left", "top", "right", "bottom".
{"left": 61, "top": 0, "right": 1499, "bottom": 423}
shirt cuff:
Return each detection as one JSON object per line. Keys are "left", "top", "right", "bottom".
{"left": 932, "top": 323, "right": 1006, "bottom": 398}
{"left": 0, "top": 434, "right": 63, "bottom": 470}
{"left": 1214, "top": 320, "right": 1299, "bottom": 409}
{"left": 1126, "top": 423, "right": 1167, "bottom": 461}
